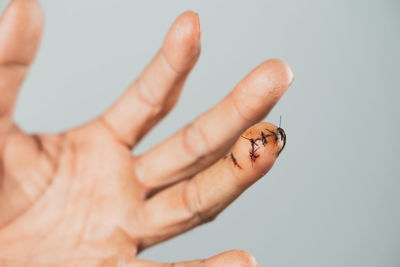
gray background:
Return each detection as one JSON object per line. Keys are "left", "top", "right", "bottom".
{"left": 1, "top": 0, "right": 399, "bottom": 266}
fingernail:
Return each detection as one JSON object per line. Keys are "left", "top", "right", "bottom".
{"left": 276, "top": 127, "right": 287, "bottom": 156}
{"left": 195, "top": 12, "right": 202, "bottom": 40}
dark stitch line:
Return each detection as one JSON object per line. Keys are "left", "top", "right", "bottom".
{"left": 241, "top": 135, "right": 260, "bottom": 168}
{"left": 230, "top": 152, "right": 242, "bottom": 169}
{"left": 249, "top": 146, "right": 260, "bottom": 168}
{"left": 260, "top": 130, "right": 274, "bottom": 146}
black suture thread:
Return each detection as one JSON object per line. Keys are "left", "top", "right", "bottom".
{"left": 230, "top": 152, "right": 242, "bottom": 169}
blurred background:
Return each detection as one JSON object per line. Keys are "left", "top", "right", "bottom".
{"left": 1, "top": 0, "right": 399, "bottom": 266}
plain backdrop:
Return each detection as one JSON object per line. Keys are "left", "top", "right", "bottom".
{"left": 1, "top": 0, "right": 399, "bottom": 266}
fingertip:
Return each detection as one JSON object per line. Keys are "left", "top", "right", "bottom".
{"left": 162, "top": 11, "right": 201, "bottom": 72}
{"left": 0, "top": 0, "right": 44, "bottom": 64}
{"left": 262, "top": 58, "right": 294, "bottom": 87}
{"left": 4, "top": 0, "right": 44, "bottom": 25}
{"left": 231, "top": 59, "right": 294, "bottom": 123}
{"left": 251, "top": 58, "right": 294, "bottom": 98}
{"left": 206, "top": 250, "right": 258, "bottom": 267}
{"left": 176, "top": 11, "right": 202, "bottom": 41}
{"left": 229, "top": 121, "right": 284, "bottom": 180}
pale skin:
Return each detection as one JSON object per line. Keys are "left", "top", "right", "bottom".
{"left": 0, "top": 0, "right": 294, "bottom": 266}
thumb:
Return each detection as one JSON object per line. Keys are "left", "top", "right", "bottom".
{"left": 101, "top": 249, "right": 258, "bottom": 267}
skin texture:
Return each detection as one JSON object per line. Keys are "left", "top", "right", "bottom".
{"left": 0, "top": 0, "right": 294, "bottom": 266}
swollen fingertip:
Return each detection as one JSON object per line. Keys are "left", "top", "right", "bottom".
{"left": 229, "top": 122, "right": 285, "bottom": 176}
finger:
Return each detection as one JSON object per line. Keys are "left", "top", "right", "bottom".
{"left": 101, "top": 11, "right": 201, "bottom": 147}
{"left": 115, "top": 250, "right": 257, "bottom": 267}
{"left": 135, "top": 59, "right": 293, "bottom": 190}
{"left": 0, "top": 0, "right": 44, "bottom": 132}
{"left": 136, "top": 121, "right": 284, "bottom": 249}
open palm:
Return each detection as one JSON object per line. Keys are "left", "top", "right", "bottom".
{"left": 0, "top": 1, "right": 293, "bottom": 266}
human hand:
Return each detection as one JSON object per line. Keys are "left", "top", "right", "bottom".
{"left": 0, "top": 0, "right": 293, "bottom": 266}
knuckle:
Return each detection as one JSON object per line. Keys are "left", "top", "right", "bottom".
{"left": 181, "top": 120, "right": 210, "bottom": 160}
{"left": 137, "top": 79, "right": 164, "bottom": 113}
{"left": 97, "top": 116, "right": 132, "bottom": 148}
{"left": 181, "top": 180, "right": 214, "bottom": 225}
{"left": 229, "top": 93, "right": 254, "bottom": 123}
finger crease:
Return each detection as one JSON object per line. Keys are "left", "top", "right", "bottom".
{"left": 182, "top": 179, "right": 212, "bottom": 225}
{"left": 229, "top": 93, "right": 253, "bottom": 124}
{"left": 0, "top": 62, "right": 29, "bottom": 72}
{"left": 160, "top": 48, "right": 182, "bottom": 75}
{"left": 181, "top": 121, "right": 210, "bottom": 161}
{"left": 98, "top": 116, "right": 132, "bottom": 148}
{"left": 181, "top": 180, "right": 202, "bottom": 223}
{"left": 137, "top": 79, "right": 163, "bottom": 113}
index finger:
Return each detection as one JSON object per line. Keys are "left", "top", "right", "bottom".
{"left": 0, "top": 0, "right": 44, "bottom": 132}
